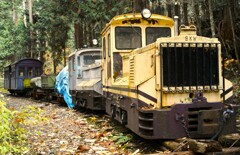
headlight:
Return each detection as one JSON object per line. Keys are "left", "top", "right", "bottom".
{"left": 141, "top": 8, "right": 151, "bottom": 19}
{"left": 92, "top": 39, "right": 98, "bottom": 46}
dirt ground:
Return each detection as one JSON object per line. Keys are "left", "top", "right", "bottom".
{"left": 3, "top": 94, "right": 165, "bottom": 155}
{"left": 2, "top": 92, "right": 240, "bottom": 155}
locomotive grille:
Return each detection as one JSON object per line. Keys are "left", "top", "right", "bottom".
{"left": 161, "top": 43, "right": 219, "bottom": 90}
{"left": 129, "top": 58, "right": 135, "bottom": 85}
{"left": 138, "top": 111, "right": 154, "bottom": 136}
{"left": 187, "top": 107, "right": 212, "bottom": 132}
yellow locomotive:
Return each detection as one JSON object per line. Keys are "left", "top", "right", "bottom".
{"left": 101, "top": 9, "right": 238, "bottom": 139}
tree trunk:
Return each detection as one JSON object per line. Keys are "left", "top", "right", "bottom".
{"left": 11, "top": 0, "right": 17, "bottom": 62}
{"left": 133, "top": 0, "right": 145, "bottom": 12}
{"left": 29, "top": 0, "right": 33, "bottom": 58}
{"left": 29, "top": 0, "right": 33, "bottom": 23}
{"left": 208, "top": 0, "right": 216, "bottom": 37}
{"left": 22, "top": 0, "right": 27, "bottom": 27}
{"left": 227, "top": 0, "right": 240, "bottom": 71}
{"left": 79, "top": 21, "right": 83, "bottom": 48}
{"left": 188, "top": 139, "right": 222, "bottom": 153}
{"left": 74, "top": 21, "right": 84, "bottom": 49}
{"left": 183, "top": 1, "right": 188, "bottom": 25}
{"left": 89, "top": 22, "right": 93, "bottom": 46}
{"left": 83, "top": 19, "right": 87, "bottom": 46}
{"left": 162, "top": 140, "right": 188, "bottom": 151}
{"left": 74, "top": 23, "right": 80, "bottom": 49}
{"left": 192, "top": 0, "right": 202, "bottom": 35}
{"left": 218, "top": 133, "right": 240, "bottom": 147}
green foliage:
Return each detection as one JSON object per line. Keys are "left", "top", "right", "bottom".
{"left": 0, "top": 0, "right": 30, "bottom": 70}
{"left": 0, "top": 0, "right": 131, "bottom": 74}
{"left": 0, "top": 78, "right": 3, "bottom": 88}
{"left": 109, "top": 133, "right": 133, "bottom": 146}
{"left": 0, "top": 95, "right": 45, "bottom": 154}
{"left": 78, "top": 0, "right": 131, "bottom": 45}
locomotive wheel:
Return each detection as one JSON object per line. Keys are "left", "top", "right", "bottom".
{"left": 82, "top": 100, "right": 87, "bottom": 108}
{"left": 57, "top": 96, "right": 61, "bottom": 102}
{"left": 111, "top": 106, "right": 116, "bottom": 118}
{"left": 75, "top": 100, "right": 79, "bottom": 106}
{"left": 48, "top": 95, "right": 53, "bottom": 101}
{"left": 121, "top": 111, "right": 127, "bottom": 125}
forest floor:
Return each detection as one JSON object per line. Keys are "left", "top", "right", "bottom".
{"left": 3, "top": 94, "right": 169, "bottom": 155}
{"left": 2, "top": 91, "right": 240, "bottom": 155}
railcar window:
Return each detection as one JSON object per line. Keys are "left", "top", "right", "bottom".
{"left": 113, "top": 53, "right": 122, "bottom": 81}
{"left": 19, "top": 67, "right": 25, "bottom": 76}
{"left": 115, "top": 27, "right": 141, "bottom": 49}
{"left": 146, "top": 27, "right": 171, "bottom": 45}
{"left": 36, "top": 67, "right": 41, "bottom": 76}
{"left": 68, "top": 57, "right": 72, "bottom": 72}
{"left": 28, "top": 67, "right": 33, "bottom": 76}
{"left": 77, "top": 56, "right": 81, "bottom": 77}
{"left": 72, "top": 57, "right": 75, "bottom": 71}
{"left": 83, "top": 55, "right": 101, "bottom": 65}
{"left": 4, "top": 70, "right": 8, "bottom": 78}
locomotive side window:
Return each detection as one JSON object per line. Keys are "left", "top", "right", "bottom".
{"left": 146, "top": 27, "right": 171, "bottom": 45}
{"left": 28, "top": 67, "right": 33, "bottom": 76}
{"left": 115, "top": 27, "right": 141, "bottom": 50}
{"left": 68, "top": 57, "right": 72, "bottom": 72}
{"left": 72, "top": 57, "right": 75, "bottom": 71}
{"left": 113, "top": 53, "right": 122, "bottom": 81}
{"left": 108, "top": 34, "right": 111, "bottom": 57}
{"left": 103, "top": 37, "right": 106, "bottom": 58}
{"left": 19, "top": 67, "right": 25, "bottom": 76}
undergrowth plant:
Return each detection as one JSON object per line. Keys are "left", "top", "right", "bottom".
{"left": 0, "top": 94, "right": 45, "bottom": 154}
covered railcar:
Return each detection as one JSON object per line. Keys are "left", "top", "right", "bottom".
{"left": 4, "top": 58, "right": 43, "bottom": 95}
{"left": 69, "top": 48, "right": 104, "bottom": 110}
{"left": 101, "top": 10, "right": 238, "bottom": 139}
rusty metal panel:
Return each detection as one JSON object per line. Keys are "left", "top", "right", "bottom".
{"left": 198, "top": 109, "right": 221, "bottom": 135}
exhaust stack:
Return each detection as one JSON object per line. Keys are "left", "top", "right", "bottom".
{"left": 174, "top": 16, "right": 179, "bottom": 36}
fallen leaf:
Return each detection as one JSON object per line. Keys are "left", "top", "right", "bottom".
{"left": 84, "top": 139, "right": 97, "bottom": 143}
{"left": 76, "top": 144, "right": 90, "bottom": 153}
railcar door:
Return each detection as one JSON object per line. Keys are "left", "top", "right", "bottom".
{"left": 16, "top": 66, "right": 25, "bottom": 90}
{"left": 10, "top": 65, "right": 16, "bottom": 90}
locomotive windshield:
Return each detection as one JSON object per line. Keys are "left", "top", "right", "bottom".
{"left": 76, "top": 52, "right": 101, "bottom": 77}
{"left": 146, "top": 27, "right": 171, "bottom": 45}
{"left": 115, "top": 27, "right": 141, "bottom": 49}
{"left": 115, "top": 27, "right": 172, "bottom": 49}
{"left": 83, "top": 54, "right": 101, "bottom": 65}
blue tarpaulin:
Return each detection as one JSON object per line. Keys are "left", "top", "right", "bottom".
{"left": 55, "top": 66, "right": 75, "bottom": 108}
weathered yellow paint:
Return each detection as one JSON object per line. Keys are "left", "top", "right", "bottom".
{"left": 101, "top": 13, "right": 174, "bottom": 35}
{"left": 162, "top": 92, "right": 221, "bottom": 107}
{"left": 24, "top": 78, "right": 31, "bottom": 88}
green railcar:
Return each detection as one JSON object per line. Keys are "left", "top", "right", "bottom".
{"left": 41, "top": 74, "right": 56, "bottom": 89}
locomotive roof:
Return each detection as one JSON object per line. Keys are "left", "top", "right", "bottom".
{"left": 69, "top": 47, "right": 101, "bottom": 58}
{"left": 101, "top": 13, "right": 174, "bottom": 35}
{"left": 10, "top": 58, "right": 43, "bottom": 66}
